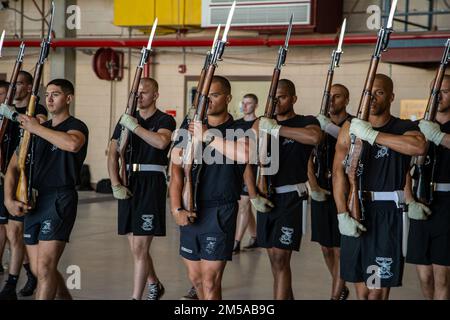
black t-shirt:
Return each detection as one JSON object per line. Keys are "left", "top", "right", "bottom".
{"left": 112, "top": 109, "right": 176, "bottom": 166}
{"left": 271, "top": 115, "right": 320, "bottom": 187}
{"left": 234, "top": 117, "right": 256, "bottom": 132}
{"left": 432, "top": 120, "right": 450, "bottom": 183}
{"left": 2, "top": 104, "right": 47, "bottom": 166}
{"left": 361, "top": 116, "right": 418, "bottom": 191}
{"left": 318, "top": 114, "right": 354, "bottom": 190}
{"left": 174, "top": 114, "right": 246, "bottom": 204}
{"left": 32, "top": 116, "right": 89, "bottom": 191}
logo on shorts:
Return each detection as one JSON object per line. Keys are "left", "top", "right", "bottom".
{"left": 375, "top": 257, "right": 393, "bottom": 279}
{"left": 141, "top": 214, "right": 154, "bottom": 231}
{"left": 41, "top": 220, "right": 52, "bottom": 235}
{"left": 279, "top": 227, "right": 294, "bottom": 245}
{"left": 374, "top": 144, "right": 389, "bottom": 159}
{"left": 181, "top": 246, "right": 193, "bottom": 254}
{"left": 205, "top": 236, "right": 217, "bottom": 255}
{"left": 50, "top": 144, "right": 58, "bottom": 152}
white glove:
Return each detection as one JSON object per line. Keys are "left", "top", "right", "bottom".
{"left": 337, "top": 212, "right": 367, "bottom": 237}
{"left": 259, "top": 117, "right": 281, "bottom": 138}
{"left": 407, "top": 200, "right": 431, "bottom": 220}
{"left": 250, "top": 195, "right": 275, "bottom": 213}
{"left": 120, "top": 114, "right": 139, "bottom": 133}
{"left": 310, "top": 187, "right": 331, "bottom": 202}
{"left": 0, "top": 103, "right": 19, "bottom": 122}
{"left": 316, "top": 114, "right": 331, "bottom": 131}
{"left": 112, "top": 184, "right": 133, "bottom": 200}
{"left": 349, "top": 118, "right": 379, "bottom": 145}
{"left": 419, "top": 120, "right": 445, "bottom": 146}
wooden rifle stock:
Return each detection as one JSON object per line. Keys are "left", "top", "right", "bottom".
{"left": 118, "top": 66, "right": 142, "bottom": 187}
{"left": 256, "top": 16, "right": 292, "bottom": 198}
{"left": 16, "top": 94, "right": 37, "bottom": 207}
{"left": 313, "top": 62, "right": 336, "bottom": 189}
{"left": 257, "top": 68, "right": 280, "bottom": 198}
{"left": 413, "top": 40, "right": 450, "bottom": 204}
{"left": 346, "top": 56, "right": 380, "bottom": 221}
{"left": 15, "top": 1, "right": 54, "bottom": 208}
{"left": 182, "top": 64, "right": 217, "bottom": 213}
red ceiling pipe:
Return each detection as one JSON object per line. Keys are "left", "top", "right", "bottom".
{"left": 2, "top": 33, "right": 450, "bottom": 48}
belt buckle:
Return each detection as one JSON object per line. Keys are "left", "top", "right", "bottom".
{"left": 361, "top": 191, "right": 373, "bottom": 202}
{"left": 132, "top": 164, "right": 140, "bottom": 172}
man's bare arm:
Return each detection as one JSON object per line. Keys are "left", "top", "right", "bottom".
{"left": 279, "top": 124, "right": 322, "bottom": 146}
{"left": 107, "top": 139, "right": 121, "bottom": 186}
{"left": 375, "top": 130, "right": 427, "bottom": 156}
{"left": 332, "top": 121, "right": 351, "bottom": 214}
{"left": 134, "top": 127, "right": 173, "bottom": 150}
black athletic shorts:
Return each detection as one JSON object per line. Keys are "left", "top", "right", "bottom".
{"left": 257, "top": 191, "right": 306, "bottom": 251}
{"left": 179, "top": 202, "right": 238, "bottom": 261}
{"left": 0, "top": 184, "right": 25, "bottom": 224}
{"left": 406, "top": 192, "right": 450, "bottom": 266}
{"left": 340, "top": 201, "right": 404, "bottom": 288}
{"left": 24, "top": 189, "right": 78, "bottom": 245}
{"left": 311, "top": 196, "right": 340, "bottom": 248}
{"left": 118, "top": 172, "right": 167, "bottom": 236}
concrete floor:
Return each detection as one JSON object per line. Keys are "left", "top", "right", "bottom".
{"left": 0, "top": 191, "right": 424, "bottom": 300}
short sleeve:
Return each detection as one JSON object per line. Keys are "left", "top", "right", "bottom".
{"left": 159, "top": 114, "right": 176, "bottom": 132}
{"left": 303, "top": 115, "right": 320, "bottom": 128}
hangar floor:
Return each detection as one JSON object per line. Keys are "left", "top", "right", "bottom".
{"left": 0, "top": 191, "right": 423, "bottom": 300}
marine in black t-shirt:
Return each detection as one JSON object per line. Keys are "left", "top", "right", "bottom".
{"left": 169, "top": 76, "right": 251, "bottom": 300}
{"left": 333, "top": 74, "right": 426, "bottom": 296}
{"left": 3, "top": 79, "right": 88, "bottom": 300}
{"left": 406, "top": 75, "right": 450, "bottom": 299}
{"left": 107, "top": 77, "right": 175, "bottom": 300}
{"left": 308, "top": 83, "right": 353, "bottom": 300}
{"left": 256, "top": 79, "right": 322, "bottom": 300}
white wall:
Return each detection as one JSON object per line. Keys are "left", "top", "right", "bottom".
{"left": 0, "top": 0, "right": 445, "bottom": 183}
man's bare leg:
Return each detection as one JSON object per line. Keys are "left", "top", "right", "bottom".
{"left": 416, "top": 264, "right": 434, "bottom": 299}
{"left": 267, "top": 248, "right": 293, "bottom": 300}
{"left": 433, "top": 264, "right": 450, "bottom": 300}
{"left": 128, "top": 234, "right": 156, "bottom": 299}
{"left": 5, "top": 220, "right": 25, "bottom": 278}
{"left": 35, "top": 240, "right": 66, "bottom": 300}
{"left": 183, "top": 258, "right": 205, "bottom": 300}
{"left": 200, "top": 260, "right": 227, "bottom": 300}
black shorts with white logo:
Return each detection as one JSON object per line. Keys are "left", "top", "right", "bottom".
{"left": 340, "top": 201, "right": 404, "bottom": 288}
{"left": 257, "top": 191, "right": 306, "bottom": 251}
{"left": 179, "top": 202, "right": 238, "bottom": 261}
{"left": 0, "top": 184, "right": 25, "bottom": 224}
{"left": 406, "top": 193, "right": 450, "bottom": 266}
{"left": 118, "top": 172, "right": 167, "bottom": 236}
{"left": 24, "top": 189, "right": 78, "bottom": 245}
{"left": 311, "top": 196, "right": 340, "bottom": 248}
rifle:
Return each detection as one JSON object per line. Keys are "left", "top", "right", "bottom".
{"left": 181, "top": 1, "right": 236, "bottom": 216}
{"left": 192, "top": 25, "right": 221, "bottom": 114}
{"left": 312, "top": 19, "right": 346, "bottom": 190}
{"left": 16, "top": 1, "right": 55, "bottom": 207}
{"left": 413, "top": 39, "right": 450, "bottom": 205}
{"left": 0, "top": 43, "right": 25, "bottom": 173}
{"left": 344, "top": 0, "right": 397, "bottom": 221}
{"left": 117, "top": 18, "right": 158, "bottom": 187}
{"left": 256, "top": 14, "right": 293, "bottom": 198}
{"left": 167, "top": 25, "right": 221, "bottom": 162}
